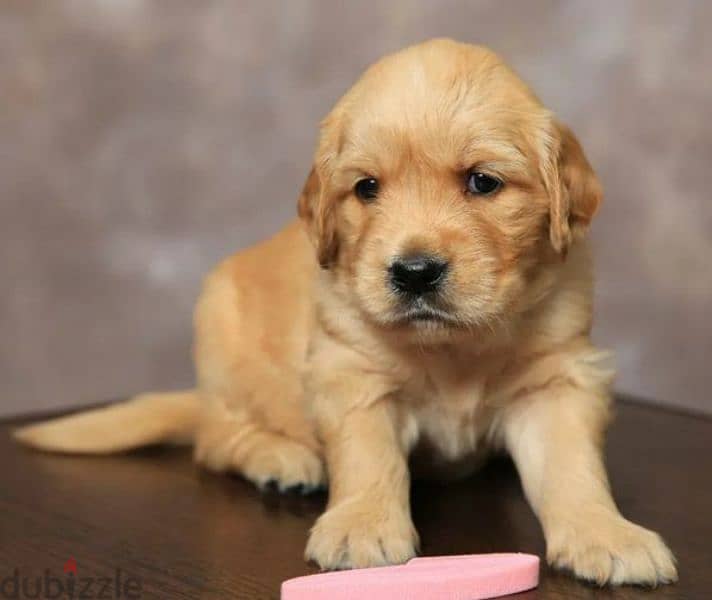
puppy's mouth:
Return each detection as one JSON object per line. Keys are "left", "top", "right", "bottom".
{"left": 392, "top": 298, "right": 459, "bottom": 327}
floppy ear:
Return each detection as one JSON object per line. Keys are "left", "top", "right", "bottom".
{"left": 297, "top": 166, "right": 339, "bottom": 268}
{"left": 544, "top": 122, "right": 603, "bottom": 254}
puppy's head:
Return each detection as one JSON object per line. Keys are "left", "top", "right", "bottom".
{"left": 299, "top": 39, "right": 601, "bottom": 341}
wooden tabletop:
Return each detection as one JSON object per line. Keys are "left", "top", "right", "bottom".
{"left": 1, "top": 400, "right": 709, "bottom": 599}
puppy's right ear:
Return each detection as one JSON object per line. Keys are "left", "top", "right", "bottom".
{"left": 297, "top": 166, "right": 338, "bottom": 268}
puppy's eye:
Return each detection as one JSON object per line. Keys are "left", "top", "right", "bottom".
{"left": 354, "top": 177, "right": 379, "bottom": 202}
{"left": 466, "top": 171, "right": 502, "bottom": 196}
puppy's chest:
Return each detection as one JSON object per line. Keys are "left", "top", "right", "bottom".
{"left": 401, "top": 364, "right": 492, "bottom": 462}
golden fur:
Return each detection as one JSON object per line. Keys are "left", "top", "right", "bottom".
{"left": 15, "top": 39, "right": 676, "bottom": 586}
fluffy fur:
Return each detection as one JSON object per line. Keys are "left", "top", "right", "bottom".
{"left": 15, "top": 39, "right": 676, "bottom": 586}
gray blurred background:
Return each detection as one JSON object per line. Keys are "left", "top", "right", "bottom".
{"left": 1, "top": 1, "right": 710, "bottom": 418}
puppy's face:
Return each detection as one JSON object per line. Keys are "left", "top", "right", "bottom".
{"left": 300, "top": 40, "right": 601, "bottom": 342}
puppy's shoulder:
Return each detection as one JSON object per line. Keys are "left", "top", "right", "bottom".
{"left": 193, "top": 220, "right": 316, "bottom": 356}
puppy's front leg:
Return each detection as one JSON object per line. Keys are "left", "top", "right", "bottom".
{"left": 502, "top": 383, "right": 677, "bottom": 586}
{"left": 305, "top": 396, "right": 418, "bottom": 570}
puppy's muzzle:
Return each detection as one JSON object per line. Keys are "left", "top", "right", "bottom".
{"left": 389, "top": 255, "right": 448, "bottom": 296}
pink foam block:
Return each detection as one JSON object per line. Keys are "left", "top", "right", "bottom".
{"left": 281, "top": 553, "right": 540, "bottom": 600}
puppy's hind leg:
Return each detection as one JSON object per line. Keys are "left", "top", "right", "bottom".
{"left": 194, "top": 394, "right": 325, "bottom": 494}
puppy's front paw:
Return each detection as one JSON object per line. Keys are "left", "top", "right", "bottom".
{"left": 305, "top": 498, "right": 418, "bottom": 570}
{"left": 547, "top": 515, "right": 677, "bottom": 586}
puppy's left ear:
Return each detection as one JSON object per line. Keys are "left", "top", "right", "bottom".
{"left": 544, "top": 121, "right": 603, "bottom": 254}
{"left": 297, "top": 166, "right": 339, "bottom": 268}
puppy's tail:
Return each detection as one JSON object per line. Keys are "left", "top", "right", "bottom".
{"left": 12, "top": 390, "right": 200, "bottom": 454}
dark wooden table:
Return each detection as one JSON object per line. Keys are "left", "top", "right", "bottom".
{"left": 1, "top": 400, "right": 709, "bottom": 599}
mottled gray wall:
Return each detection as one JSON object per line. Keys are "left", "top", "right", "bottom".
{"left": 1, "top": 0, "right": 710, "bottom": 417}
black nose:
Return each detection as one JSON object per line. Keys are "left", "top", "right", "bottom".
{"left": 389, "top": 255, "right": 448, "bottom": 295}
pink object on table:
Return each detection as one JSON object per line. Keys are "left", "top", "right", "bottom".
{"left": 281, "top": 553, "right": 539, "bottom": 599}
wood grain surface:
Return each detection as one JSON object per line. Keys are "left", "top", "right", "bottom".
{"left": 1, "top": 400, "right": 709, "bottom": 599}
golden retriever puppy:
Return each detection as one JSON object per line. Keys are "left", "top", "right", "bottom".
{"left": 15, "top": 39, "right": 676, "bottom": 586}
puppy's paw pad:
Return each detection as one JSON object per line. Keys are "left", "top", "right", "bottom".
{"left": 305, "top": 500, "right": 418, "bottom": 570}
{"left": 547, "top": 517, "right": 677, "bottom": 586}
